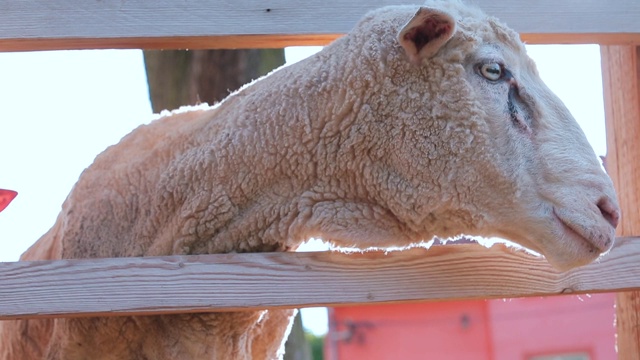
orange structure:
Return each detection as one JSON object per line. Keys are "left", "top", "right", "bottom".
{"left": 0, "top": 189, "right": 17, "bottom": 213}
{"left": 326, "top": 294, "right": 615, "bottom": 360}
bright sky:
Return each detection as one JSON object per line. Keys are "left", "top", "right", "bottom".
{"left": 0, "top": 45, "right": 605, "bottom": 336}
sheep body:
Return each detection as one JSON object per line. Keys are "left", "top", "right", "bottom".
{"left": 0, "top": 1, "right": 619, "bottom": 359}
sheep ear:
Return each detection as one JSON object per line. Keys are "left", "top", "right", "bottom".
{"left": 398, "top": 7, "right": 456, "bottom": 64}
{"left": 0, "top": 189, "right": 17, "bottom": 213}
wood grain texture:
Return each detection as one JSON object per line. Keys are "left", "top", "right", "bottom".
{"left": 1, "top": 238, "right": 639, "bottom": 321}
{"left": 0, "top": 0, "right": 639, "bottom": 51}
{"left": 601, "top": 45, "right": 640, "bottom": 360}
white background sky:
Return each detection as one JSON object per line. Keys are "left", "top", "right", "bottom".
{"left": 0, "top": 45, "right": 606, "bottom": 335}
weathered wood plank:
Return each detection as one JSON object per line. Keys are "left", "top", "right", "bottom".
{"left": 0, "top": 0, "right": 639, "bottom": 52}
{"left": 1, "top": 238, "right": 639, "bottom": 320}
{"left": 602, "top": 45, "right": 640, "bottom": 360}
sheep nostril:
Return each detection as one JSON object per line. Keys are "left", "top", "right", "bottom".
{"left": 597, "top": 198, "right": 620, "bottom": 229}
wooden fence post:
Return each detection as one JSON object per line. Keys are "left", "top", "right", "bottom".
{"left": 601, "top": 45, "right": 640, "bottom": 359}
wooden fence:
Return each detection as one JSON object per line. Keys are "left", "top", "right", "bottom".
{"left": 1, "top": 0, "right": 639, "bottom": 51}
{"left": 1, "top": 238, "right": 640, "bottom": 320}
{"left": 1, "top": 0, "right": 640, "bottom": 357}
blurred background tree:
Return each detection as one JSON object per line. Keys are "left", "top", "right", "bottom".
{"left": 143, "top": 49, "right": 284, "bottom": 112}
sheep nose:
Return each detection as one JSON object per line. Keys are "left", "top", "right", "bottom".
{"left": 597, "top": 197, "right": 620, "bottom": 229}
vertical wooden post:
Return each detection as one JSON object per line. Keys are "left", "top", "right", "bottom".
{"left": 601, "top": 45, "right": 640, "bottom": 359}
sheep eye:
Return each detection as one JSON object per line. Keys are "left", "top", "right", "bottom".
{"left": 479, "top": 63, "right": 502, "bottom": 81}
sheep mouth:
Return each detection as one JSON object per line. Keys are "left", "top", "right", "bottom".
{"left": 552, "top": 208, "right": 609, "bottom": 255}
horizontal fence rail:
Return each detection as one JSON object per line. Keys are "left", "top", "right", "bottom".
{"left": 1, "top": 237, "right": 639, "bottom": 320}
{"left": 1, "top": 0, "right": 639, "bottom": 51}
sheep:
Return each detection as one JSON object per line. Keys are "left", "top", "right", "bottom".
{"left": 0, "top": 1, "right": 620, "bottom": 359}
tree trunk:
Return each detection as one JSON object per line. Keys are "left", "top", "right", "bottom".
{"left": 143, "top": 49, "right": 285, "bottom": 112}
{"left": 142, "top": 48, "right": 310, "bottom": 359}
{"left": 284, "top": 312, "right": 313, "bottom": 360}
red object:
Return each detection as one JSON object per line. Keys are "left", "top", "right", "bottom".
{"left": 326, "top": 294, "right": 615, "bottom": 360}
{"left": 0, "top": 189, "right": 17, "bottom": 213}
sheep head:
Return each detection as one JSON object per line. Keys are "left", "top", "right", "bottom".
{"left": 331, "top": 3, "right": 620, "bottom": 271}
